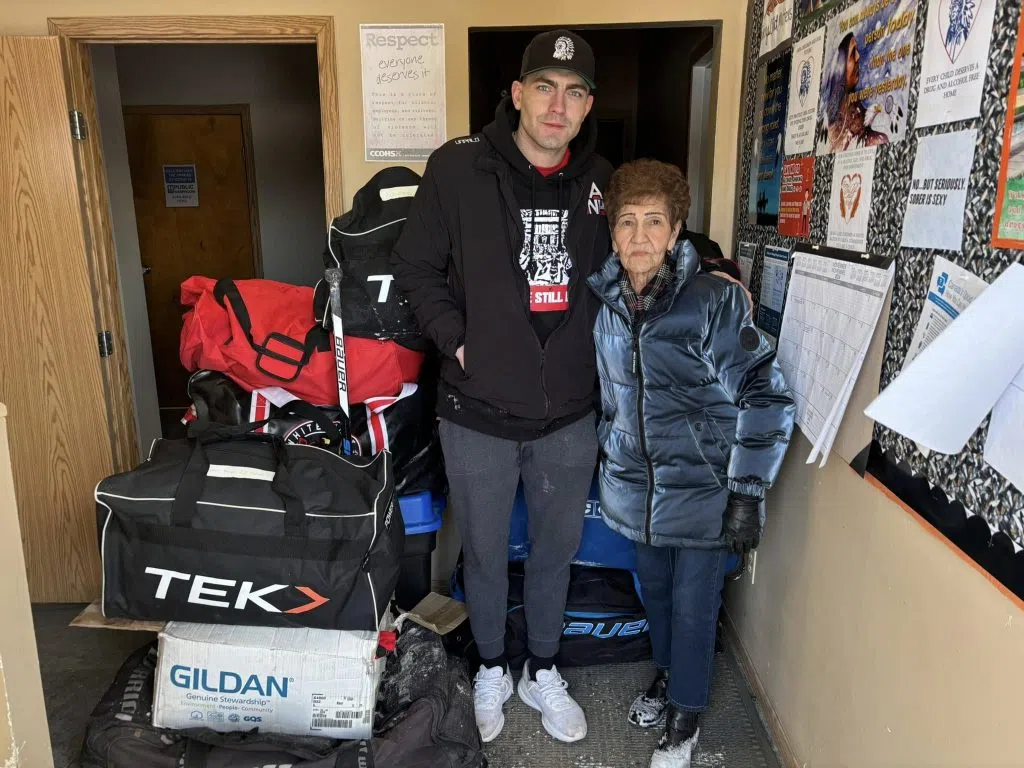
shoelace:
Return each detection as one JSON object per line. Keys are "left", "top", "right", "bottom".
{"left": 533, "top": 672, "right": 575, "bottom": 712}
{"left": 474, "top": 672, "right": 507, "bottom": 709}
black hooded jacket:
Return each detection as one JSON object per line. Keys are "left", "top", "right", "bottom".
{"left": 391, "top": 97, "right": 613, "bottom": 440}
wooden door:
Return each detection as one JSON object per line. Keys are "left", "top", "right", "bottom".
{"left": 122, "top": 106, "right": 261, "bottom": 414}
{"left": 0, "top": 37, "right": 114, "bottom": 602}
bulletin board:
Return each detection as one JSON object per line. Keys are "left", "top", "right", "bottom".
{"left": 732, "top": 0, "right": 1024, "bottom": 546}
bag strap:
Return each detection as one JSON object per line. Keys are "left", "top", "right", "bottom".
{"left": 276, "top": 399, "right": 344, "bottom": 445}
{"left": 172, "top": 428, "right": 307, "bottom": 535}
{"left": 213, "top": 279, "right": 326, "bottom": 384}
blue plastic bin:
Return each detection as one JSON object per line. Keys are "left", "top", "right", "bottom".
{"left": 508, "top": 473, "right": 637, "bottom": 571}
{"left": 395, "top": 492, "right": 445, "bottom": 610}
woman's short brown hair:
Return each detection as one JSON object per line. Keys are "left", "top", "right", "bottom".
{"left": 605, "top": 159, "right": 691, "bottom": 229}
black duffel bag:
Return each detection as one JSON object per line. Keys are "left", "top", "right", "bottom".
{"left": 185, "top": 369, "right": 447, "bottom": 496}
{"left": 80, "top": 629, "right": 485, "bottom": 768}
{"left": 96, "top": 424, "right": 403, "bottom": 630}
{"left": 448, "top": 560, "right": 652, "bottom": 668}
{"left": 314, "top": 166, "right": 425, "bottom": 351}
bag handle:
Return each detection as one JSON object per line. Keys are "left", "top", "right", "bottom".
{"left": 213, "top": 279, "right": 327, "bottom": 384}
{"left": 172, "top": 425, "right": 307, "bottom": 535}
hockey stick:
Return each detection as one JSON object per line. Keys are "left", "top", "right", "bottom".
{"left": 325, "top": 267, "right": 353, "bottom": 455}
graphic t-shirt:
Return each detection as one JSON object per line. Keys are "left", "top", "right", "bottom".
{"left": 517, "top": 150, "right": 572, "bottom": 345}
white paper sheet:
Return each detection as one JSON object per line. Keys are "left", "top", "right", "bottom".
{"left": 865, "top": 263, "right": 1024, "bottom": 453}
{"left": 760, "top": 0, "right": 795, "bottom": 58}
{"left": 916, "top": 0, "right": 996, "bottom": 128}
{"left": 984, "top": 364, "right": 1024, "bottom": 493}
{"left": 776, "top": 252, "right": 894, "bottom": 465}
{"left": 361, "top": 24, "right": 447, "bottom": 162}
{"left": 784, "top": 26, "right": 825, "bottom": 156}
{"left": 900, "top": 130, "right": 977, "bottom": 252}
{"left": 827, "top": 148, "right": 877, "bottom": 251}
{"left": 738, "top": 242, "right": 756, "bottom": 289}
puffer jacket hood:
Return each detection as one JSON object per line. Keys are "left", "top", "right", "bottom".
{"left": 588, "top": 240, "right": 796, "bottom": 549}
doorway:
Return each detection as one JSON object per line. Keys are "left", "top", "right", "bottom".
{"left": 91, "top": 42, "right": 327, "bottom": 446}
{"left": 468, "top": 24, "right": 717, "bottom": 233}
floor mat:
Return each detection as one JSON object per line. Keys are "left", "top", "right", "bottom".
{"left": 482, "top": 657, "right": 777, "bottom": 768}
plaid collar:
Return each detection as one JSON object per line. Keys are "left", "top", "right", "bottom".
{"left": 619, "top": 259, "right": 675, "bottom": 320}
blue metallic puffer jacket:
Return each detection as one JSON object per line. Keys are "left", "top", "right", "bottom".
{"left": 587, "top": 241, "right": 796, "bottom": 549}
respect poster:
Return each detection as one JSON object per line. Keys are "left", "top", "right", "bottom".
{"left": 816, "top": 0, "right": 918, "bottom": 156}
{"left": 750, "top": 51, "right": 792, "bottom": 227}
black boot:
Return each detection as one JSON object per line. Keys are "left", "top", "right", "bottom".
{"left": 650, "top": 705, "right": 700, "bottom": 768}
{"left": 628, "top": 668, "right": 669, "bottom": 728}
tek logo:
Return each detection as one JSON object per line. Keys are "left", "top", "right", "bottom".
{"left": 145, "top": 567, "right": 329, "bottom": 614}
{"left": 367, "top": 274, "right": 394, "bottom": 303}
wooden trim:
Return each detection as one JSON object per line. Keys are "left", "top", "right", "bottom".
{"left": 315, "top": 19, "right": 343, "bottom": 221}
{"left": 720, "top": 608, "right": 801, "bottom": 768}
{"left": 47, "top": 16, "right": 330, "bottom": 43}
{"left": 122, "top": 104, "right": 265, "bottom": 279}
{"left": 47, "top": 15, "right": 344, "bottom": 463}
{"left": 864, "top": 471, "right": 1024, "bottom": 614}
{"left": 57, "top": 36, "right": 139, "bottom": 473}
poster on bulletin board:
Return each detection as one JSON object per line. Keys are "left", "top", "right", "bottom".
{"left": 993, "top": 6, "right": 1024, "bottom": 247}
{"left": 749, "top": 52, "right": 792, "bottom": 227}
{"left": 361, "top": 23, "right": 447, "bottom": 162}
{"left": 816, "top": 0, "right": 918, "bottom": 155}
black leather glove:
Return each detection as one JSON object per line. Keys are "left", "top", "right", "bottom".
{"left": 723, "top": 492, "right": 762, "bottom": 554}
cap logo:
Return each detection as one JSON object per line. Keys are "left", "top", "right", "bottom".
{"left": 553, "top": 36, "right": 575, "bottom": 61}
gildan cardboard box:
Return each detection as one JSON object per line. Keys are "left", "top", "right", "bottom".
{"left": 153, "top": 622, "right": 383, "bottom": 739}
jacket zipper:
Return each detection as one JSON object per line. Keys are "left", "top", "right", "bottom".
{"left": 632, "top": 320, "right": 655, "bottom": 545}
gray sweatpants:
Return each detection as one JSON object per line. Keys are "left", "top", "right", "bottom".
{"left": 439, "top": 416, "right": 598, "bottom": 660}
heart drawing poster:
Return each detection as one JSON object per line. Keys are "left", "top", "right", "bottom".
{"left": 917, "top": 0, "right": 995, "bottom": 127}
{"left": 828, "top": 146, "right": 877, "bottom": 251}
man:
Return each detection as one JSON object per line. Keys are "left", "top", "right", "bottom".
{"left": 392, "top": 28, "right": 742, "bottom": 745}
{"left": 393, "top": 28, "right": 604, "bottom": 745}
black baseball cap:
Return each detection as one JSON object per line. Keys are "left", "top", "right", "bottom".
{"left": 519, "top": 29, "right": 597, "bottom": 92}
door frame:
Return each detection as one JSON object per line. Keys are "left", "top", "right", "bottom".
{"left": 47, "top": 15, "right": 342, "bottom": 473}
{"left": 121, "top": 103, "right": 265, "bottom": 278}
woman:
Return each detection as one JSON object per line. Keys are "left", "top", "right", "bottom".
{"left": 587, "top": 160, "right": 795, "bottom": 768}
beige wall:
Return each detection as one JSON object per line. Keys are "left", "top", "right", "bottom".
{"left": 0, "top": 405, "right": 54, "bottom": 768}
{"left": 2, "top": 0, "right": 748, "bottom": 256}
{"left": 727, "top": 431, "right": 1024, "bottom": 767}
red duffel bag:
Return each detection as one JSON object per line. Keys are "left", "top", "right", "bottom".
{"left": 179, "top": 276, "right": 423, "bottom": 405}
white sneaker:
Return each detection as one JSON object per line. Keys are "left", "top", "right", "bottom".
{"left": 473, "top": 664, "right": 513, "bottom": 743}
{"left": 517, "top": 660, "right": 588, "bottom": 743}
{"left": 649, "top": 727, "right": 699, "bottom": 768}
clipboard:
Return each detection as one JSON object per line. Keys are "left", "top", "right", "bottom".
{"left": 786, "top": 244, "right": 895, "bottom": 473}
